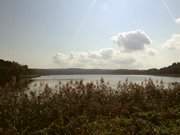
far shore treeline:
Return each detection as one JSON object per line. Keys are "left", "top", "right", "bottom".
{"left": 0, "top": 58, "right": 180, "bottom": 86}
{"left": 31, "top": 62, "right": 180, "bottom": 76}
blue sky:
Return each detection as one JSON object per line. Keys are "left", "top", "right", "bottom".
{"left": 0, "top": 0, "right": 180, "bottom": 69}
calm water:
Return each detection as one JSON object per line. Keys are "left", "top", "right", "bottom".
{"left": 28, "top": 75, "right": 180, "bottom": 92}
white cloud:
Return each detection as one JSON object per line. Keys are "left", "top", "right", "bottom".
{"left": 53, "top": 30, "right": 158, "bottom": 69}
{"left": 53, "top": 48, "right": 138, "bottom": 69}
{"left": 175, "top": 18, "right": 180, "bottom": 24}
{"left": 163, "top": 34, "right": 180, "bottom": 49}
{"left": 99, "top": 48, "right": 113, "bottom": 59}
{"left": 112, "top": 30, "right": 152, "bottom": 52}
{"left": 145, "top": 47, "right": 158, "bottom": 56}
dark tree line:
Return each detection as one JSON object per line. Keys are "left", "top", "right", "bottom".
{"left": 0, "top": 59, "right": 30, "bottom": 86}
{"left": 160, "top": 62, "right": 180, "bottom": 74}
{"left": 146, "top": 62, "right": 180, "bottom": 75}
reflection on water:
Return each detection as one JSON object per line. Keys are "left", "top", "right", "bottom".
{"left": 28, "top": 75, "right": 180, "bottom": 93}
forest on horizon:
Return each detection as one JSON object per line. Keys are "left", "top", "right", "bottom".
{"left": 1, "top": 59, "right": 180, "bottom": 86}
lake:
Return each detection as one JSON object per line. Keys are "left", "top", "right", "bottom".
{"left": 28, "top": 75, "right": 180, "bottom": 92}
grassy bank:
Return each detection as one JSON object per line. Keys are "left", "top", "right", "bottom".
{"left": 1, "top": 79, "right": 180, "bottom": 135}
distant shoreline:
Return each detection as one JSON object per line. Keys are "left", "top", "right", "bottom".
{"left": 30, "top": 62, "right": 180, "bottom": 78}
{"left": 30, "top": 73, "right": 180, "bottom": 78}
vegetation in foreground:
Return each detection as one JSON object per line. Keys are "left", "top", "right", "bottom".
{"left": 1, "top": 79, "right": 180, "bottom": 135}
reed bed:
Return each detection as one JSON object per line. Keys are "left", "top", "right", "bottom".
{"left": 0, "top": 79, "right": 180, "bottom": 135}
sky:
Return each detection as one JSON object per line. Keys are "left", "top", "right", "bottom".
{"left": 0, "top": 0, "right": 180, "bottom": 69}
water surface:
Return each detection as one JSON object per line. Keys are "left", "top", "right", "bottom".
{"left": 28, "top": 75, "right": 180, "bottom": 93}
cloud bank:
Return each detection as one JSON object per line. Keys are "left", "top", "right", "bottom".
{"left": 53, "top": 48, "right": 138, "bottom": 69}
{"left": 163, "top": 34, "right": 180, "bottom": 49}
{"left": 176, "top": 18, "right": 180, "bottom": 24}
{"left": 145, "top": 47, "right": 157, "bottom": 56}
{"left": 53, "top": 30, "right": 158, "bottom": 69}
{"left": 112, "top": 30, "right": 152, "bottom": 52}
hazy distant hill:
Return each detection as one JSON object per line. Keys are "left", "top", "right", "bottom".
{"left": 31, "top": 62, "right": 180, "bottom": 76}
{"left": 30, "top": 68, "right": 147, "bottom": 75}
{"left": 30, "top": 68, "right": 114, "bottom": 75}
